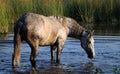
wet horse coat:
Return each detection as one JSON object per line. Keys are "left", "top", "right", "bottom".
{"left": 12, "top": 13, "right": 95, "bottom": 68}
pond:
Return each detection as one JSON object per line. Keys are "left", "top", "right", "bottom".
{"left": 0, "top": 34, "right": 120, "bottom": 74}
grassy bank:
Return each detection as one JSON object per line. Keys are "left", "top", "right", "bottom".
{"left": 0, "top": 0, "right": 120, "bottom": 34}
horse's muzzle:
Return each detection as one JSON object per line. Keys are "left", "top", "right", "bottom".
{"left": 87, "top": 49, "right": 95, "bottom": 59}
{"left": 88, "top": 55, "right": 94, "bottom": 59}
{"left": 88, "top": 52, "right": 95, "bottom": 59}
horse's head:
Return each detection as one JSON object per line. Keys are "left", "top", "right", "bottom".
{"left": 80, "top": 30, "right": 95, "bottom": 59}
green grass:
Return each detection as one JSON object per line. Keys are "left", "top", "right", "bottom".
{"left": 0, "top": 0, "right": 120, "bottom": 33}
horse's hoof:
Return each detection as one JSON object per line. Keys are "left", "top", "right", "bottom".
{"left": 56, "top": 60, "right": 60, "bottom": 64}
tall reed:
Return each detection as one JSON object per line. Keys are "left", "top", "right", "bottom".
{"left": 0, "top": 0, "right": 119, "bottom": 33}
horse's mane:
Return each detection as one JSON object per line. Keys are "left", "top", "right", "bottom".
{"left": 49, "top": 15, "right": 86, "bottom": 38}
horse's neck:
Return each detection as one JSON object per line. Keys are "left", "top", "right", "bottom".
{"left": 68, "top": 21, "right": 85, "bottom": 39}
{"left": 51, "top": 16, "right": 85, "bottom": 39}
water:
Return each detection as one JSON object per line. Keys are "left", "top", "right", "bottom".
{"left": 0, "top": 34, "right": 120, "bottom": 74}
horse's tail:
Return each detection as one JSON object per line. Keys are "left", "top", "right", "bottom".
{"left": 12, "top": 19, "right": 23, "bottom": 68}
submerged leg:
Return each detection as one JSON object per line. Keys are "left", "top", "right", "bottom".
{"left": 56, "top": 45, "right": 63, "bottom": 63}
{"left": 50, "top": 45, "right": 57, "bottom": 62}
{"left": 56, "top": 39, "right": 64, "bottom": 63}
{"left": 12, "top": 34, "right": 21, "bottom": 68}
{"left": 29, "top": 41, "right": 39, "bottom": 68}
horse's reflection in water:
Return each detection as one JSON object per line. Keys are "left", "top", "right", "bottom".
{"left": 38, "top": 64, "right": 66, "bottom": 74}
{"left": 12, "top": 62, "right": 102, "bottom": 74}
{"left": 78, "top": 62, "right": 95, "bottom": 73}
{"left": 12, "top": 64, "right": 65, "bottom": 74}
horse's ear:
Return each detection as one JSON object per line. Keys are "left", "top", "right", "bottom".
{"left": 91, "top": 30, "right": 94, "bottom": 35}
{"left": 81, "top": 30, "right": 87, "bottom": 37}
{"left": 88, "top": 30, "right": 94, "bottom": 37}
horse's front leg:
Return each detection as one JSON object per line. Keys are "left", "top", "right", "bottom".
{"left": 50, "top": 45, "right": 57, "bottom": 62}
{"left": 56, "top": 39, "right": 64, "bottom": 63}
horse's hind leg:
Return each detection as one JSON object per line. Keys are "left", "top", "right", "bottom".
{"left": 12, "top": 33, "right": 21, "bottom": 68}
{"left": 28, "top": 40, "right": 39, "bottom": 68}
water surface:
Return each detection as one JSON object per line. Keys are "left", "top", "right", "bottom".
{"left": 0, "top": 34, "right": 120, "bottom": 74}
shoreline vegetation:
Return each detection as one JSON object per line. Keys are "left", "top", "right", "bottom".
{"left": 0, "top": 0, "right": 120, "bottom": 34}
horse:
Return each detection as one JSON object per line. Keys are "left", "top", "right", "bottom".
{"left": 12, "top": 13, "right": 95, "bottom": 68}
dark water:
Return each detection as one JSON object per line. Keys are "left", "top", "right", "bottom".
{"left": 0, "top": 34, "right": 120, "bottom": 74}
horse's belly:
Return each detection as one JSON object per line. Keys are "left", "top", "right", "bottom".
{"left": 38, "top": 32, "right": 58, "bottom": 46}
{"left": 39, "top": 38, "right": 57, "bottom": 46}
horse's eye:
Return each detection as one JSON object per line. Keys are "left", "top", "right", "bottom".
{"left": 88, "top": 41, "right": 91, "bottom": 43}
